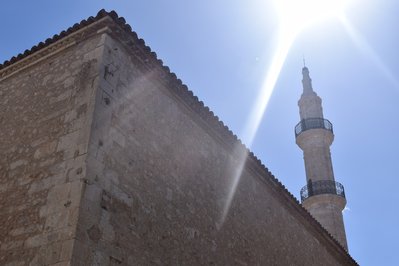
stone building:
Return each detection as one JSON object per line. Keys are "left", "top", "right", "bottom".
{"left": 0, "top": 10, "right": 357, "bottom": 265}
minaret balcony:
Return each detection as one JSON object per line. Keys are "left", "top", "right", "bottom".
{"left": 300, "top": 180, "right": 345, "bottom": 202}
{"left": 295, "top": 118, "right": 333, "bottom": 137}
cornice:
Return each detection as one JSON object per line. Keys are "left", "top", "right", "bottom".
{"left": 0, "top": 13, "right": 113, "bottom": 81}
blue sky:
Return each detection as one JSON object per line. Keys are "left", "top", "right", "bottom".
{"left": 1, "top": 1, "right": 398, "bottom": 265}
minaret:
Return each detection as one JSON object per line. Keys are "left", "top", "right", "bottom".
{"left": 295, "top": 66, "right": 348, "bottom": 250}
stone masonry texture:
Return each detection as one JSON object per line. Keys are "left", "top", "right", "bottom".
{"left": 0, "top": 10, "right": 357, "bottom": 266}
{"left": 0, "top": 32, "right": 103, "bottom": 265}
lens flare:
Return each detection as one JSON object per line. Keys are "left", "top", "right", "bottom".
{"left": 220, "top": 30, "right": 296, "bottom": 224}
{"left": 339, "top": 15, "right": 399, "bottom": 89}
{"left": 276, "top": 0, "right": 350, "bottom": 35}
{"left": 219, "top": 0, "right": 353, "bottom": 225}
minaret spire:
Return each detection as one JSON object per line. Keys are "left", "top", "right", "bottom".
{"left": 301, "top": 66, "right": 314, "bottom": 94}
{"left": 295, "top": 65, "right": 349, "bottom": 250}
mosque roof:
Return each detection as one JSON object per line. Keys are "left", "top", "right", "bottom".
{"left": 0, "top": 10, "right": 357, "bottom": 265}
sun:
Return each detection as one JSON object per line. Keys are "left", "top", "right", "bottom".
{"left": 275, "top": 0, "right": 350, "bottom": 35}
{"left": 219, "top": 0, "right": 354, "bottom": 226}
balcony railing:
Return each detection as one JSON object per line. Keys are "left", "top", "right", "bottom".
{"left": 300, "top": 180, "right": 345, "bottom": 202}
{"left": 295, "top": 118, "right": 333, "bottom": 137}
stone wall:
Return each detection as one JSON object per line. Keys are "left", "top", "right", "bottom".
{"left": 71, "top": 34, "right": 351, "bottom": 265}
{"left": 0, "top": 12, "right": 355, "bottom": 265}
{"left": 0, "top": 34, "right": 105, "bottom": 265}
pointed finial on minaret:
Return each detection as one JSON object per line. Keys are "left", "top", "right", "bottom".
{"left": 302, "top": 63, "right": 313, "bottom": 94}
{"left": 303, "top": 55, "right": 306, "bottom": 67}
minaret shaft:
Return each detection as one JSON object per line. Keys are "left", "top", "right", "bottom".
{"left": 295, "top": 66, "right": 348, "bottom": 250}
{"left": 303, "top": 145, "right": 334, "bottom": 183}
{"left": 298, "top": 94, "right": 323, "bottom": 120}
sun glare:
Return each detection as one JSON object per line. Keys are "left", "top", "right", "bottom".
{"left": 276, "top": 0, "right": 350, "bottom": 35}
{"left": 339, "top": 16, "right": 399, "bottom": 89}
{"left": 219, "top": 0, "right": 353, "bottom": 226}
